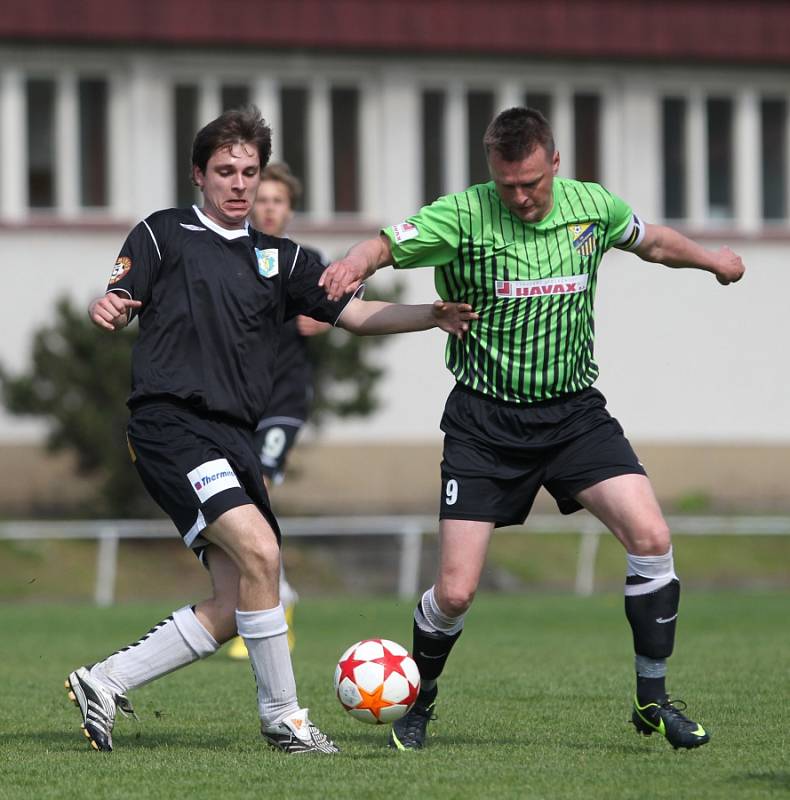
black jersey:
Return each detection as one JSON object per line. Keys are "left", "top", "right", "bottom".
{"left": 106, "top": 206, "right": 355, "bottom": 428}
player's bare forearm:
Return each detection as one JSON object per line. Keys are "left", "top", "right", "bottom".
{"left": 636, "top": 224, "right": 745, "bottom": 285}
{"left": 337, "top": 298, "right": 477, "bottom": 338}
{"left": 319, "top": 234, "right": 393, "bottom": 301}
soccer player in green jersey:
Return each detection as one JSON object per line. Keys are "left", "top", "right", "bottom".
{"left": 320, "top": 107, "right": 745, "bottom": 752}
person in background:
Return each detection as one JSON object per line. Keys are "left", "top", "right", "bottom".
{"left": 227, "top": 163, "right": 327, "bottom": 659}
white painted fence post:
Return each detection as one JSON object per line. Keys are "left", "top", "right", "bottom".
{"left": 95, "top": 528, "right": 119, "bottom": 607}
{"left": 575, "top": 519, "right": 602, "bottom": 597}
{"left": 398, "top": 523, "right": 423, "bottom": 599}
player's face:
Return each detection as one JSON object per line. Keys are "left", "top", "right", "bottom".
{"left": 193, "top": 142, "right": 261, "bottom": 229}
{"left": 251, "top": 179, "right": 292, "bottom": 236}
{"left": 489, "top": 146, "right": 560, "bottom": 223}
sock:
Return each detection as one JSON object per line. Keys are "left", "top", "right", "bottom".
{"left": 635, "top": 655, "right": 667, "bottom": 703}
{"left": 236, "top": 605, "right": 299, "bottom": 727}
{"left": 412, "top": 587, "right": 465, "bottom": 691}
{"left": 624, "top": 549, "right": 679, "bottom": 702}
{"left": 90, "top": 605, "right": 218, "bottom": 695}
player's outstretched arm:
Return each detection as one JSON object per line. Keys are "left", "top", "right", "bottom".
{"left": 88, "top": 293, "right": 142, "bottom": 331}
{"left": 319, "top": 234, "right": 394, "bottom": 301}
{"left": 336, "top": 298, "right": 478, "bottom": 339}
{"left": 634, "top": 223, "right": 745, "bottom": 285}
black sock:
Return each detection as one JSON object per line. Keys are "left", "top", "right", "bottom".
{"left": 636, "top": 674, "right": 667, "bottom": 705}
{"left": 412, "top": 617, "right": 462, "bottom": 683}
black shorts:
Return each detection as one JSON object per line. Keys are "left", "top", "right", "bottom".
{"left": 126, "top": 401, "right": 280, "bottom": 562}
{"left": 439, "top": 385, "right": 646, "bottom": 527}
{"left": 252, "top": 415, "right": 304, "bottom": 485}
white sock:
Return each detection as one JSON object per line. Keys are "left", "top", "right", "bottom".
{"left": 236, "top": 605, "right": 299, "bottom": 726}
{"left": 90, "top": 605, "right": 219, "bottom": 695}
{"left": 415, "top": 586, "right": 466, "bottom": 636}
{"left": 625, "top": 548, "right": 676, "bottom": 594}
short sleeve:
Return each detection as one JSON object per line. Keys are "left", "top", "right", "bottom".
{"left": 600, "top": 190, "right": 642, "bottom": 250}
{"left": 284, "top": 245, "right": 359, "bottom": 325}
{"left": 382, "top": 193, "right": 462, "bottom": 269}
{"left": 105, "top": 216, "right": 163, "bottom": 320}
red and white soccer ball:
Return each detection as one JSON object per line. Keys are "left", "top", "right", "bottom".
{"left": 334, "top": 638, "right": 421, "bottom": 725}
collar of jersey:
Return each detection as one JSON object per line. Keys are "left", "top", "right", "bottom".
{"left": 192, "top": 205, "right": 250, "bottom": 240}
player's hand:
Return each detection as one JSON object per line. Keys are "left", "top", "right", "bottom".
{"left": 713, "top": 246, "right": 745, "bottom": 285}
{"left": 296, "top": 315, "right": 331, "bottom": 337}
{"left": 318, "top": 258, "right": 368, "bottom": 301}
{"left": 431, "top": 300, "right": 478, "bottom": 340}
{"left": 89, "top": 293, "right": 142, "bottom": 331}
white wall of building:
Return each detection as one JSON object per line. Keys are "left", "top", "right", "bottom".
{"left": 1, "top": 45, "right": 788, "bottom": 444}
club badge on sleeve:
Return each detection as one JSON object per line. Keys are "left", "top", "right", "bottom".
{"left": 109, "top": 257, "right": 132, "bottom": 284}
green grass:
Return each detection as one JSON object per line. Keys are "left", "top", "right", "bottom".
{"left": 0, "top": 593, "right": 788, "bottom": 799}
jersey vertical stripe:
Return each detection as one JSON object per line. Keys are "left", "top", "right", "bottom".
{"left": 388, "top": 177, "right": 635, "bottom": 403}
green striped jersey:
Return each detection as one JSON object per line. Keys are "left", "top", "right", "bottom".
{"left": 383, "top": 178, "right": 644, "bottom": 403}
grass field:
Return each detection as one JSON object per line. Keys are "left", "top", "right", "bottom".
{"left": 0, "top": 592, "right": 788, "bottom": 800}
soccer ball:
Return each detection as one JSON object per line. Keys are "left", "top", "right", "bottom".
{"left": 334, "top": 638, "right": 421, "bottom": 724}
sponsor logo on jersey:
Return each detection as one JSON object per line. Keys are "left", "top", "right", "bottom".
{"left": 180, "top": 223, "right": 207, "bottom": 231}
{"left": 108, "top": 256, "right": 132, "bottom": 284}
{"left": 188, "top": 458, "right": 241, "bottom": 503}
{"left": 495, "top": 274, "right": 589, "bottom": 298}
{"left": 568, "top": 222, "right": 597, "bottom": 256}
{"left": 255, "top": 247, "right": 279, "bottom": 278}
{"left": 392, "top": 221, "right": 419, "bottom": 243}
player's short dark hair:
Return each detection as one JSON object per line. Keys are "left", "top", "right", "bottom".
{"left": 191, "top": 105, "right": 272, "bottom": 175}
{"left": 261, "top": 162, "right": 303, "bottom": 206}
{"left": 483, "top": 107, "right": 555, "bottom": 162}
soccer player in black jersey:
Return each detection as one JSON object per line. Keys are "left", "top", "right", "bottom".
{"left": 320, "top": 107, "right": 745, "bottom": 752}
{"left": 227, "top": 163, "right": 327, "bottom": 660}
{"left": 65, "top": 107, "right": 477, "bottom": 755}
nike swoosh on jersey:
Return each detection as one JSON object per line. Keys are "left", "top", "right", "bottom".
{"left": 180, "top": 223, "right": 207, "bottom": 231}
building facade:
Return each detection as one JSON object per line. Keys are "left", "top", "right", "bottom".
{"left": 1, "top": 1, "right": 789, "bottom": 455}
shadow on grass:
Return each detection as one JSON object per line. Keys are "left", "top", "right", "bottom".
{"left": 728, "top": 772, "right": 790, "bottom": 791}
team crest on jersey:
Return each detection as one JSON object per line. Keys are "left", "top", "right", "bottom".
{"left": 255, "top": 248, "right": 279, "bottom": 278}
{"left": 108, "top": 256, "right": 132, "bottom": 284}
{"left": 568, "top": 222, "right": 597, "bottom": 256}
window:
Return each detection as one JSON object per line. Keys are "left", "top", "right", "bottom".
{"left": 27, "top": 78, "right": 56, "bottom": 208}
{"left": 79, "top": 78, "right": 108, "bottom": 208}
{"left": 467, "top": 90, "right": 493, "bottom": 185}
{"left": 280, "top": 87, "right": 308, "bottom": 211}
{"left": 221, "top": 84, "right": 250, "bottom": 111}
{"left": 174, "top": 85, "right": 199, "bottom": 207}
{"left": 761, "top": 98, "right": 786, "bottom": 221}
{"left": 422, "top": 90, "right": 445, "bottom": 204}
{"left": 706, "top": 98, "right": 733, "bottom": 219}
{"left": 331, "top": 87, "right": 359, "bottom": 213}
{"left": 573, "top": 93, "right": 600, "bottom": 183}
{"left": 662, "top": 97, "right": 687, "bottom": 220}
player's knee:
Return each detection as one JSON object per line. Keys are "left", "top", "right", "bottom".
{"left": 237, "top": 536, "right": 281, "bottom": 581}
{"left": 437, "top": 584, "right": 476, "bottom": 617}
{"left": 626, "top": 520, "right": 671, "bottom": 556}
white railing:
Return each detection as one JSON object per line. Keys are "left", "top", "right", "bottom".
{"left": 1, "top": 514, "right": 789, "bottom": 606}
